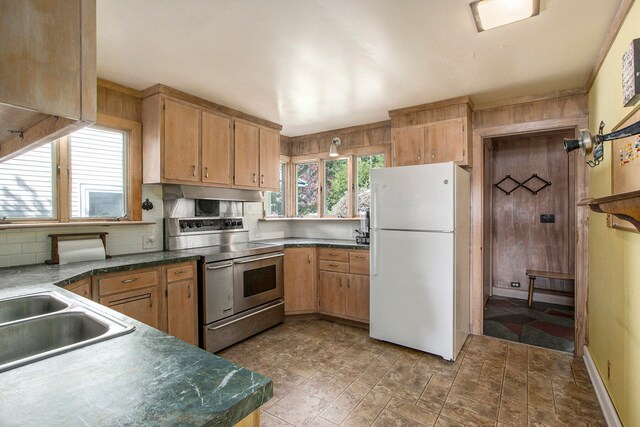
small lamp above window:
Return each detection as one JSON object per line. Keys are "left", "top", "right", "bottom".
{"left": 471, "top": 0, "right": 540, "bottom": 32}
{"left": 329, "top": 137, "right": 342, "bottom": 157}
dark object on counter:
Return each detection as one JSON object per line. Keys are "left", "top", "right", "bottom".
{"left": 356, "top": 208, "right": 370, "bottom": 244}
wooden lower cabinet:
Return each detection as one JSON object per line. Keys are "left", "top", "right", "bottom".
{"left": 166, "top": 280, "right": 198, "bottom": 345}
{"left": 345, "top": 274, "right": 370, "bottom": 322}
{"left": 164, "top": 261, "right": 198, "bottom": 346}
{"left": 66, "top": 277, "right": 92, "bottom": 299}
{"left": 319, "top": 271, "right": 346, "bottom": 317}
{"left": 100, "top": 286, "right": 161, "bottom": 329}
{"left": 284, "top": 248, "right": 317, "bottom": 314}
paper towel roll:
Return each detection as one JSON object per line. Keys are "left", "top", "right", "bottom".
{"left": 58, "top": 238, "right": 106, "bottom": 265}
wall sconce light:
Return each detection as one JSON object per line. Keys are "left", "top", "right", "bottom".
{"left": 329, "top": 137, "right": 342, "bottom": 157}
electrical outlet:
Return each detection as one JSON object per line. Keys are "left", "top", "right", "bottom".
{"left": 510, "top": 281, "right": 521, "bottom": 288}
{"left": 142, "top": 235, "right": 156, "bottom": 249}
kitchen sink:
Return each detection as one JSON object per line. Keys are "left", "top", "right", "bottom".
{"left": 0, "top": 292, "right": 135, "bottom": 372}
{"left": 0, "top": 293, "right": 69, "bottom": 324}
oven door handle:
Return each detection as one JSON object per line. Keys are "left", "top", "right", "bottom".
{"left": 234, "top": 253, "right": 284, "bottom": 264}
{"left": 206, "top": 262, "right": 234, "bottom": 270}
{"left": 207, "top": 300, "right": 284, "bottom": 331}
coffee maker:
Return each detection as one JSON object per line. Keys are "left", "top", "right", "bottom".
{"left": 356, "top": 208, "right": 370, "bottom": 245}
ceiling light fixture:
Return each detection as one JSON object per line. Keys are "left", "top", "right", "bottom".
{"left": 470, "top": 0, "right": 540, "bottom": 32}
{"left": 329, "top": 137, "right": 342, "bottom": 157}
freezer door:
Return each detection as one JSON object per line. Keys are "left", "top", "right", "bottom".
{"left": 371, "top": 163, "right": 455, "bottom": 231}
{"left": 370, "top": 229, "right": 455, "bottom": 360}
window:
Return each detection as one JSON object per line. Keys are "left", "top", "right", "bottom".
{"left": 0, "top": 143, "right": 56, "bottom": 219}
{"left": 296, "top": 162, "right": 318, "bottom": 217}
{"left": 266, "top": 163, "right": 285, "bottom": 217}
{"left": 70, "top": 127, "right": 126, "bottom": 218}
{"left": 0, "top": 117, "right": 139, "bottom": 224}
{"left": 323, "top": 158, "right": 349, "bottom": 217}
{"left": 355, "top": 154, "right": 384, "bottom": 211}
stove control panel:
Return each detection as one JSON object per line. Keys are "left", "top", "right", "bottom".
{"left": 178, "top": 217, "right": 244, "bottom": 233}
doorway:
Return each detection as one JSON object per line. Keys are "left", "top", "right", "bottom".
{"left": 482, "top": 129, "right": 576, "bottom": 352}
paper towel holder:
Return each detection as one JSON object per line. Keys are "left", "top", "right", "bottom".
{"left": 46, "top": 232, "right": 110, "bottom": 265}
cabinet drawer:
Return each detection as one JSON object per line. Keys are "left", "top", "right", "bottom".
{"left": 97, "top": 269, "right": 160, "bottom": 296}
{"left": 319, "top": 260, "right": 349, "bottom": 273}
{"left": 318, "top": 248, "right": 348, "bottom": 262}
{"left": 349, "top": 252, "right": 370, "bottom": 275}
{"left": 166, "top": 262, "right": 194, "bottom": 283}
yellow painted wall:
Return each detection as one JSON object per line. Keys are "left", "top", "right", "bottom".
{"left": 588, "top": 2, "right": 640, "bottom": 425}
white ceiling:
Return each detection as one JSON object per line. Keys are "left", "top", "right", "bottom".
{"left": 97, "top": 0, "right": 622, "bottom": 136}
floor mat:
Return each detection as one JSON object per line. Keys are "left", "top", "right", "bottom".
{"left": 483, "top": 296, "right": 575, "bottom": 352}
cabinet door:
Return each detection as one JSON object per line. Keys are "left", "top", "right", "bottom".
{"left": 346, "top": 274, "right": 369, "bottom": 322}
{"left": 392, "top": 127, "right": 425, "bottom": 166}
{"left": 66, "top": 277, "right": 91, "bottom": 299}
{"left": 318, "top": 271, "right": 345, "bottom": 316}
{"left": 426, "top": 118, "right": 466, "bottom": 164}
{"left": 234, "top": 121, "right": 260, "bottom": 187}
{"left": 167, "top": 280, "right": 198, "bottom": 346}
{"left": 164, "top": 99, "right": 200, "bottom": 182}
{"left": 100, "top": 286, "right": 160, "bottom": 329}
{"left": 259, "top": 129, "right": 280, "bottom": 190}
{"left": 284, "top": 248, "right": 317, "bottom": 314}
{"left": 202, "top": 111, "right": 232, "bottom": 186}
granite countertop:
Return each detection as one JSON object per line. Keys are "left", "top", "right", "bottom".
{"left": 0, "top": 252, "right": 272, "bottom": 426}
{"left": 256, "top": 237, "right": 370, "bottom": 250}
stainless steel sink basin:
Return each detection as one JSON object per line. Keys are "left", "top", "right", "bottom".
{"left": 0, "top": 292, "right": 135, "bottom": 372}
{"left": 0, "top": 293, "right": 69, "bottom": 324}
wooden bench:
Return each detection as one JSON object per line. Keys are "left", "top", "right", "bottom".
{"left": 526, "top": 269, "right": 575, "bottom": 307}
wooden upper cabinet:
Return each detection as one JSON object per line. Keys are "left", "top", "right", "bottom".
{"left": 259, "top": 129, "right": 280, "bottom": 190}
{"left": 163, "top": 99, "right": 200, "bottom": 182}
{"left": 202, "top": 111, "right": 232, "bottom": 186}
{"left": 426, "top": 118, "right": 467, "bottom": 165}
{"left": 392, "top": 127, "right": 425, "bottom": 166}
{"left": 284, "top": 248, "right": 317, "bottom": 314}
{"left": 234, "top": 121, "right": 260, "bottom": 188}
{"left": 0, "top": 0, "right": 96, "bottom": 161}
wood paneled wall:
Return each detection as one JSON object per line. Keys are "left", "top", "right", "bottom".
{"left": 280, "top": 135, "right": 292, "bottom": 157}
{"left": 490, "top": 130, "right": 575, "bottom": 294}
{"left": 388, "top": 96, "right": 472, "bottom": 128}
{"left": 97, "top": 78, "right": 143, "bottom": 123}
{"left": 287, "top": 121, "right": 391, "bottom": 157}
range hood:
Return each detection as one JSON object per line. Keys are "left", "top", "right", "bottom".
{"left": 162, "top": 185, "right": 264, "bottom": 202}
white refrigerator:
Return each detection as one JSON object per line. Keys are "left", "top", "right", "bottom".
{"left": 369, "top": 162, "right": 470, "bottom": 361}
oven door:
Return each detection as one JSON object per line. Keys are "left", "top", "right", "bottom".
{"left": 233, "top": 252, "right": 284, "bottom": 313}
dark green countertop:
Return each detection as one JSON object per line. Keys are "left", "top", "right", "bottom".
{"left": 0, "top": 252, "right": 272, "bottom": 426}
{"left": 256, "top": 237, "right": 369, "bottom": 250}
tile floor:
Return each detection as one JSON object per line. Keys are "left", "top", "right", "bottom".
{"left": 483, "top": 296, "right": 575, "bottom": 353}
{"left": 218, "top": 320, "right": 605, "bottom": 427}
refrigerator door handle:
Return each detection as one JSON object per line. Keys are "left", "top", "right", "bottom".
{"left": 371, "top": 184, "right": 378, "bottom": 277}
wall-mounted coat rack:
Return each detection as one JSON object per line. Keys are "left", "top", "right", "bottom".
{"left": 494, "top": 174, "right": 551, "bottom": 196}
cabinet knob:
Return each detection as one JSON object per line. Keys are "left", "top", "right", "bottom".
{"left": 187, "top": 284, "right": 191, "bottom": 299}
{"left": 193, "top": 165, "right": 197, "bottom": 177}
{"left": 121, "top": 278, "right": 138, "bottom": 284}
{"left": 308, "top": 254, "right": 311, "bottom": 263}
{"left": 431, "top": 149, "right": 435, "bottom": 160}
{"left": 261, "top": 174, "right": 265, "bottom": 184}
{"left": 252, "top": 173, "right": 256, "bottom": 183}
{"left": 205, "top": 167, "right": 209, "bottom": 178}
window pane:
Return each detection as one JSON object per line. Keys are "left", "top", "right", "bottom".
{"left": 266, "top": 163, "right": 285, "bottom": 217}
{"left": 356, "top": 154, "right": 384, "bottom": 211}
{"left": 70, "top": 127, "right": 126, "bottom": 218}
{"left": 0, "top": 143, "right": 55, "bottom": 219}
{"left": 323, "top": 158, "right": 348, "bottom": 217}
{"left": 296, "top": 162, "right": 318, "bottom": 216}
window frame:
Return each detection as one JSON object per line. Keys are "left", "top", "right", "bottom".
{"left": 0, "top": 114, "right": 142, "bottom": 224}
{"left": 321, "top": 156, "right": 352, "bottom": 218}
{"left": 353, "top": 152, "right": 386, "bottom": 214}
{"left": 264, "top": 158, "right": 289, "bottom": 218}
{"left": 285, "top": 145, "right": 389, "bottom": 220}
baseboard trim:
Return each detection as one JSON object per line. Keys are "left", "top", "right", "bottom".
{"left": 583, "top": 345, "right": 622, "bottom": 427}
{"left": 491, "top": 286, "right": 574, "bottom": 307}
